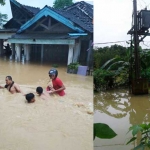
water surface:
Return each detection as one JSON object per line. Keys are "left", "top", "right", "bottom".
{"left": 0, "top": 57, "right": 93, "bottom": 150}
{"left": 94, "top": 88, "right": 150, "bottom": 150}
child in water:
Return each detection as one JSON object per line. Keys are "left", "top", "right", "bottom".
{"left": 36, "top": 86, "right": 50, "bottom": 100}
{"left": 25, "top": 93, "right": 35, "bottom": 103}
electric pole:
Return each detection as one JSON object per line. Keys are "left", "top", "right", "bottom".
{"left": 127, "top": 0, "right": 149, "bottom": 94}
{"left": 133, "top": 0, "right": 140, "bottom": 79}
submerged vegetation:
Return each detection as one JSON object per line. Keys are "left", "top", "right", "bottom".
{"left": 94, "top": 44, "right": 150, "bottom": 149}
{"left": 93, "top": 44, "right": 150, "bottom": 91}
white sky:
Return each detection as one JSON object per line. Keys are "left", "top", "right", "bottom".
{"left": 94, "top": 0, "right": 150, "bottom": 49}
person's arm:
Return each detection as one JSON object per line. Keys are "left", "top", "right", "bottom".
{"left": 47, "top": 84, "right": 55, "bottom": 91}
{"left": 49, "top": 84, "right": 66, "bottom": 94}
{"left": 14, "top": 83, "right": 24, "bottom": 95}
{"left": 0, "top": 85, "right": 5, "bottom": 89}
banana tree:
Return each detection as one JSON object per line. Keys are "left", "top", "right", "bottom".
{"left": 101, "top": 49, "right": 132, "bottom": 86}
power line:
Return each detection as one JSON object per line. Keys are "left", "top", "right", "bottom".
{"left": 146, "top": 2, "right": 150, "bottom": 8}
{"left": 137, "top": 0, "right": 143, "bottom": 8}
{"left": 94, "top": 40, "right": 130, "bottom": 45}
{"left": 140, "top": 0, "right": 147, "bottom": 5}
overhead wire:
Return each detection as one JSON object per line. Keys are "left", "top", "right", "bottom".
{"left": 94, "top": 40, "right": 130, "bottom": 45}
{"left": 140, "top": 0, "right": 147, "bottom": 5}
{"left": 137, "top": 0, "right": 143, "bottom": 9}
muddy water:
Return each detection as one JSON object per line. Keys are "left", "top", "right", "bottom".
{"left": 94, "top": 88, "right": 150, "bottom": 150}
{"left": 0, "top": 57, "right": 93, "bottom": 150}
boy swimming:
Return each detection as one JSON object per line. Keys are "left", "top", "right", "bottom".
{"left": 36, "top": 86, "right": 50, "bottom": 100}
{"left": 25, "top": 93, "right": 35, "bottom": 103}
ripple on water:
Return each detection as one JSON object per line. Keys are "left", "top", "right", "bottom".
{"left": 0, "top": 59, "right": 93, "bottom": 150}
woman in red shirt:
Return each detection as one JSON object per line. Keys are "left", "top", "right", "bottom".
{"left": 47, "top": 69, "right": 66, "bottom": 96}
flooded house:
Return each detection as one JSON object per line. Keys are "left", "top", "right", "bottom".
{"left": 0, "top": 0, "right": 93, "bottom": 71}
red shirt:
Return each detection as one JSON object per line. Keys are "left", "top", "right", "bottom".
{"left": 52, "top": 77, "right": 65, "bottom": 96}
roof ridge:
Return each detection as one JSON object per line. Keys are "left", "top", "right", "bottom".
{"left": 22, "top": 4, "right": 40, "bottom": 10}
{"left": 80, "top": 1, "right": 93, "bottom": 6}
{"left": 63, "top": 1, "right": 93, "bottom": 10}
{"left": 10, "top": 0, "right": 40, "bottom": 15}
{"left": 62, "top": 1, "right": 93, "bottom": 19}
{"left": 22, "top": 5, "right": 40, "bottom": 15}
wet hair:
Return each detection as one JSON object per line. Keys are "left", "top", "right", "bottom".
{"left": 36, "top": 86, "right": 43, "bottom": 95}
{"left": 6, "top": 76, "right": 12, "bottom": 80}
{"left": 48, "top": 69, "right": 58, "bottom": 78}
{"left": 25, "top": 93, "right": 35, "bottom": 103}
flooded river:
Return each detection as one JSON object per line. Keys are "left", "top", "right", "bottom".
{"left": 0, "top": 57, "right": 93, "bottom": 150}
{"left": 94, "top": 88, "right": 150, "bottom": 150}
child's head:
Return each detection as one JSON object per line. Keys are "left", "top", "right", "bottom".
{"left": 25, "top": 93, "right": 35, "bottom": 103}
{"left": 48, "top": 69, "right": 58, "bottom": 79}
{"left": 36, "top": 86, "right": 43, "bottom": 95}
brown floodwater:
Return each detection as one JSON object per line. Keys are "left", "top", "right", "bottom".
{"left": 0, "top": 57, "right": 93, "bottom": 150}
{"left": 94, "top": 88, "right": 150, "bottom": 150}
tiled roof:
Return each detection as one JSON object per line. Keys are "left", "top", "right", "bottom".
{"left": 3, "top": 18, "right": 21, "bottom": 29}
{"left": 22, "top": 5, "right": 40, "bottom": 15}
{"left": 11, "top": 0, "right": 40, "bottom": 15}
{"left": 64, "top": 1, "right": 93, "bottom": 19}
{"left": 8, "top": 0, "right": 93, "bottom": 33}
{"left": 52, "top": 1, "right": 93, "bottom": 33}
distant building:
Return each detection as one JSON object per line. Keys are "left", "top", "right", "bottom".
{"left": 0, "top": 0, "right": 93, "bottom": 69}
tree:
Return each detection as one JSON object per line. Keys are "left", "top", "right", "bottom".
{"left": 53, "top": 0, "right": 73, "bottom": 9}
{"left": 0, "top": 13, "right": 7, "bottom": 28}
{"left": 0, "top": 0, "right": 5, "bottom": 5}
{"left": 0, "top": 0, "right": 7, "bottom": 29}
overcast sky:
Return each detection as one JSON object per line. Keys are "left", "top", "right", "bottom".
{"left": 95, "top": 0, "right": 150, "bottom": 48}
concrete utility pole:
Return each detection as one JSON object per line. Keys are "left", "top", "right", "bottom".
{"left": 127, "top": 0, "right": 149, "bottom": 94}
{"left": 133, "top": 0, "right": 140, "bottom": 79}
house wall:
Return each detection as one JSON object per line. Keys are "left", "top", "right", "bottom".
{"left": 30, "top": 44, "right": 69, "bottom": 64}
{"left": 79, "top": 40, "right": 89, "bottom": 65}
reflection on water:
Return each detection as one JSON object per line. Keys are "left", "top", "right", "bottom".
{"left": 0, "top": 57, "right": 93, "bottom": 150}
{"left": 94, "top": 88, "right": 150, "bottom": 150}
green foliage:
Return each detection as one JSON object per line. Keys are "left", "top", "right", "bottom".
{"left": 68, "top": 62, "right": 79, "bottom": 70}
{"left": 127, "top": 123, "right": 150, "bottom": 149}
{"left": 0, "top": 0, "right": 5, "bottom": 5}
{"left": 141, "top": 68, "right": 150, "bottom": 80}
{"left": 0, "top": 13, "right": 7, "bottom": 28}
{"left": 93, "top": 68, "right": 115, "bottom": 91}
{"left": 93, "top": 44, "right": 128, "bottom": 69}
{"left": 94, "top": 123, "right": 117, "bottom": 140}
{"left": 53, "top": 0, "right": 73, "bottom": 9}
{"left": 52, "top": 64, "right": 59, "bottom": 68}
{"left": 94, "top": 44, "right": 150, "bottom": 90}
{"left": 0, "top": 0, "right": 6, "bottom": 29}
